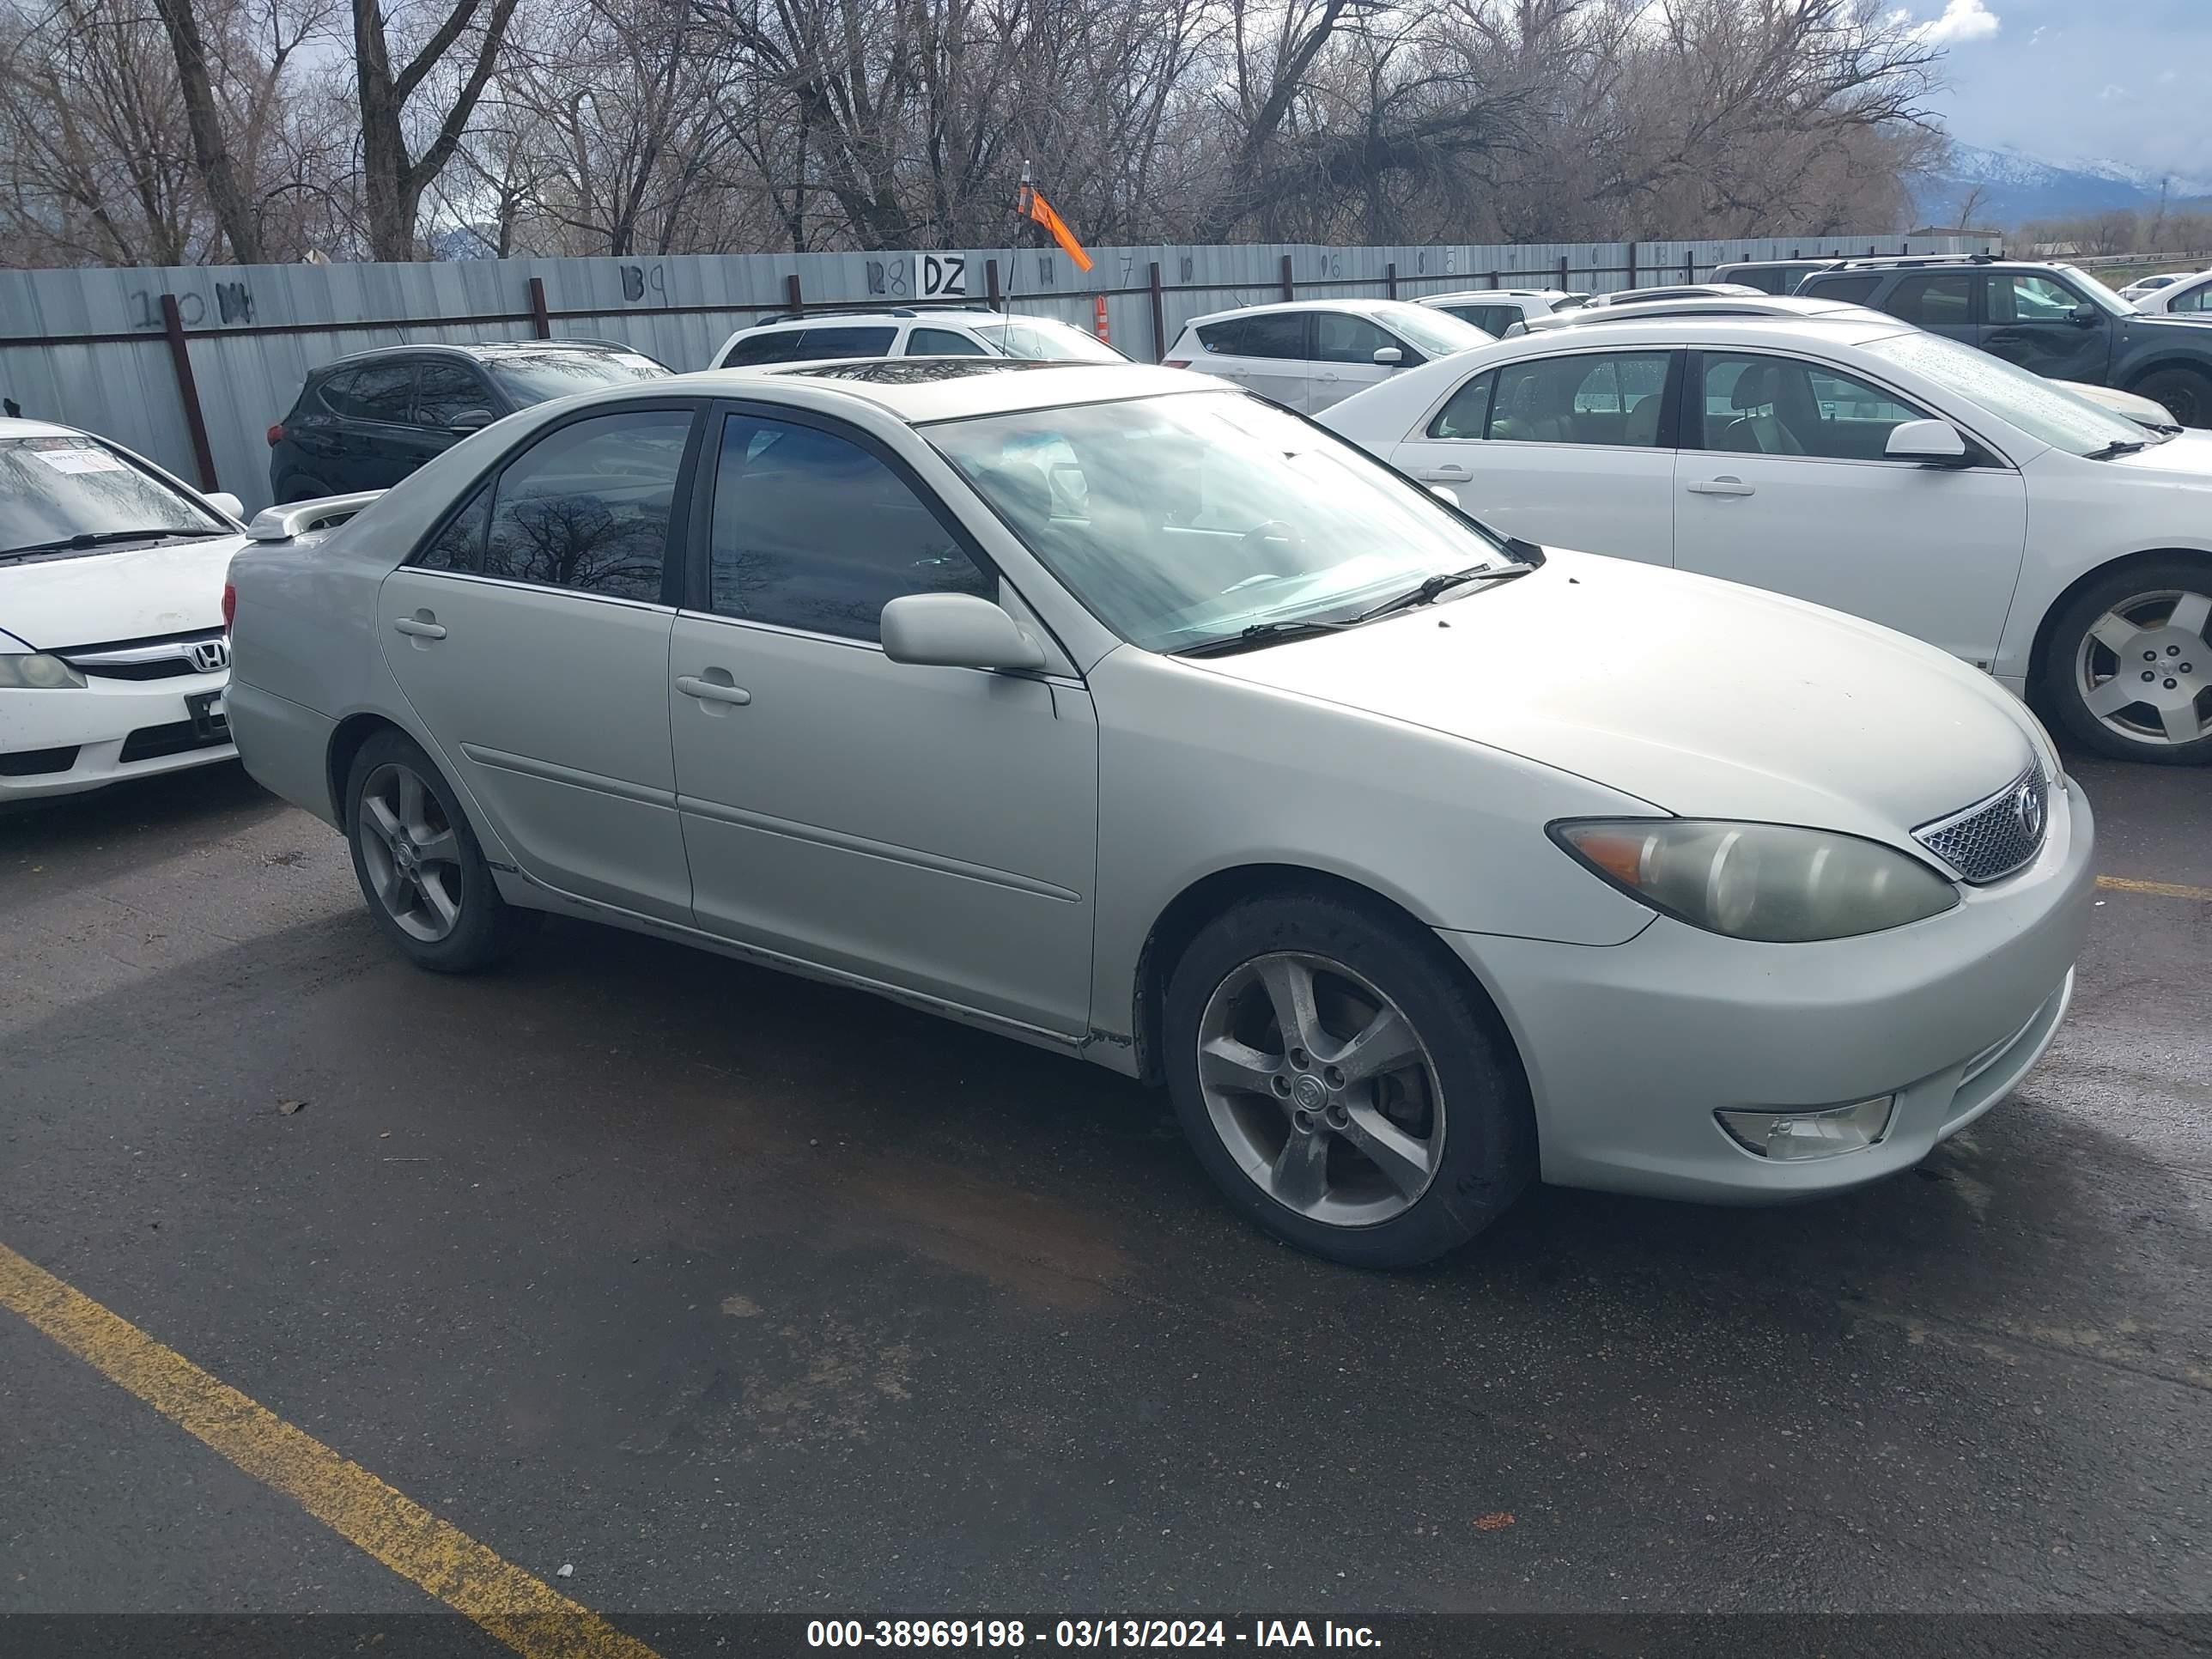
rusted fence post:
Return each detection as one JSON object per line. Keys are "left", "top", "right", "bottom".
{"left": 526, "top": 276, "right": 553, "bottom": 337}
{"left": 1385, "top": 261, "right": 1398, "bottom": 300}
{"left": 785, "top": 273, "right": 805, "bottom": 316}
{"left": 1149, "top": 262, "right": 1166, "bottom": 362}
{"left": 1279, "top": 254, "right": 1295, "bottom": 302}
{"left": 158, "top": 295, "right": 220, "bottom": 491}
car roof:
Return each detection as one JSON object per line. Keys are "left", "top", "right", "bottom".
{"left": 1417, "top": 289, "right": 1573, "bottom": 303}
{"left": 1180, "top": 297, "right": 1434, "bottom": 327}
{"left": 0, "top": 416, "right": 90, "bottom": 441}
{"left": 735, "top": 308, "right": 1008, "bottom": 332}
{"left": 1485, "top": 312, "right": 1916, "bottom": 354}
{"left": 682, "top": 360, "right": 1203, "bottom": 422}
{"left": 1534, "top": 294, "right": 1885, "bottom": 325}
{"left": 316, "top": 339, "right": 641, "bottom": 371}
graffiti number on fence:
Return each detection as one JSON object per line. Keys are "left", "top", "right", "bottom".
{"left": 619, "top": 264, "right": 667, "bottom": 303}
{"left": 130, "top": 284, "right": 253, "bottom": 329}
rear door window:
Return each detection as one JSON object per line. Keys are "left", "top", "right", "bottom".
{"left": 1238, "top": 313, "right": 1311, "bottom": 361}
{"left": 475, "top": 409, "right": 694, "bottom": 600}
{"left": 1885, "top": 273, "right": 1975, "bottom": 326}
{"left": 791, "top": 327, "right": 897, "bottom": 360}
{"left": 413, "top": 361, "right": 496, "bottom": 426}
{"left": 907, "top": 327, "right": 988, "bottom": 356}
{"left": 322, "top": 362, "right": 416, "bottom": 422}
{"left": 1487, "top": 352, "right": 1673, "bottom": 446}
{"left": 721, "top": 331, "right": 803, "bottom": 368}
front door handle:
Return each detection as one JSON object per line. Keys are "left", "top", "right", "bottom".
{"left": 1686, "top": 477, "right": 1756, "bottom": 497}
{"left": 676, "top": 672, "right": 752, "bottom": 707}
{"left": 1422, "top": 464, "right": 1472, "bottom": 481}
{"left": 391, "top": 615, "right": 447, "bottom": 639}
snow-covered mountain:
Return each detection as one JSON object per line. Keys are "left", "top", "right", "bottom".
{"left": 1913, "top": 143, "right": 2212, "bottom": 227}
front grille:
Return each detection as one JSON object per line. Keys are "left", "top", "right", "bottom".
{"left": 118, "top": 720, "right": 228, "bottom": 763}
{"left": 57, "top": 628, "right": 228, "bottom": 682}
{"left": 0, "top": 744, "right": 80, "bottom": 777}
{"left": 1913, "top": 765, "right": 2049, "bottom": 884}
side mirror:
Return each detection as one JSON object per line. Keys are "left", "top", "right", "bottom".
{"left": 448, "top": 408, "right": 495, "bottom": 432}
{"left": 1885, "top": 418, "right": 1971, "bottom": 465}
{"left": 880, "top": 592, "right": 1046, "bottom": 672}
{"left": 2069, "top": 305, "right": 2101, "bottom": 328}
{"left": 204, "top": 491, "right": 246, "bottom": 522}
{"left": 1372, "top": 346, "right": 1404, "bottom": 368}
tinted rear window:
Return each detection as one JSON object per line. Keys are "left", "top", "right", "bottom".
{"left": 792, "top": 326, "right": 897, "bottom": 361}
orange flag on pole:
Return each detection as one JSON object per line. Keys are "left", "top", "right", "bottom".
{"left": 1016, "top": 172, "right": 1093, "bottom": 272}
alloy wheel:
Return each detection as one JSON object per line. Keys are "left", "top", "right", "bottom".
{"left": 1194, "top": 951, "right": 1444, "bottom": 1227}
{"left": 356, "top": 762, "right": 465, "bottom": 942}
{"left": 2073, "top": 588, "right": 2212, "bottom": 749}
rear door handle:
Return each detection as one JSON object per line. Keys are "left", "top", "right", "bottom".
{"left": 391, "top": 616, "right": 447, "bottom": 639}
{"left": 1686, "top": 477, "right": 1755, "bottom": 497}
{"left": 676, "top": 673, "right": 751, "bottom": 707}
{"left": 1422, "top": 464, "right": 1472, "bottom": 481}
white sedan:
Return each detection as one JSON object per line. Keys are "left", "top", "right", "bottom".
{"left": 2127, "top": 270, "right": 2212, "bottom": 315}
{"left": 1, "top": 419, "right": 252, "bottom": 798}
{"left": 227, "top": 360, "right": 2091, "bottom": 1266}
{"left": 1321, "top": 309, "right": 2212, "bottom": 764}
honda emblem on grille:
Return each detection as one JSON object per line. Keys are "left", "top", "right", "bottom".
{"left": 2014, "top": 781, "right": 2045, "bottom": 843}
{"left": 188, "top": 639, "right": 230, "bottom": 673}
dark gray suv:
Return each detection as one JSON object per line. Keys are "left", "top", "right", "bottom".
{"left": 1798, "top": 257, "right": 2212, "bottom": 427}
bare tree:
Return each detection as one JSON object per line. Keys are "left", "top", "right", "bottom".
{"left": 352, "top": 0, "right": 526, "bottom": 258}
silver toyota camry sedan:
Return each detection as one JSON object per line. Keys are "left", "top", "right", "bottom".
{"left": 225, "top": 360, "right": 2095, "bottom": 1267}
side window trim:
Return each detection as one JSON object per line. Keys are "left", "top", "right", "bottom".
{"left": 684, "top": 398, "right": 1015, "bottom": 643}
{"left": 400, "top": 398, "right": 709, "bottom": 595}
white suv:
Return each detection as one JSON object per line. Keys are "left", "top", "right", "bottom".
{"left": 709, "top": 307, "right": 1126, "bottom": 369}
{"left": 1416, "top": 289, "right": 1589, "bottom": 336}
{"left": 1162, "top": 300, "right": 1492, "bottom": 412}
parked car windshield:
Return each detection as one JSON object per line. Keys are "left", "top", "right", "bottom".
{"left": 0, "top": 435, "right": 228, "bottom": 561}
{"left": 1863, "top": 330, "right": 2161, "bottom": 455}
{"left": 1367, "top": 302, "right": 1492, "bottom": 356}
{"left": 931, "top": 390, "right": 1514, "bottom": 653}
{"left": 482, "top": 348, "right": 671, "bottom": 405}
{"left": 965, "top": 319, "right": 1127, "bottom": 363}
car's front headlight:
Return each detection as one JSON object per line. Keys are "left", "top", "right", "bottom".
{"left": 1551, "top": 818, "right": 1958, "bottom": 943}
{"left": 0, "top": 651, "right": 87, "bottom": 690}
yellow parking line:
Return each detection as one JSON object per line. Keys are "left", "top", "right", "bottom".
{"left": 2097, "top": 875, "right": 2212, "bottom": 902}
{"left": 0, "top": 1241, "right": 660, "bottom": 1659}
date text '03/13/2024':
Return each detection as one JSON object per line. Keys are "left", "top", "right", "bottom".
{"left": 805, "top": 1620, "right": 1381, "bottom": 1649}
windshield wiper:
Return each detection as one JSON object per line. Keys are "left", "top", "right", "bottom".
{"left": 1176, "top": 617, "right": 1359, "bottom": 659}
{"left": 2084, "top": 439, "right": 2150, "bottom": 460}
{"left": 1353, "top": 562, "right": 1534, "bottom": 623}
{"left": 0, "top": 526, "right": 203, "bottom": 557}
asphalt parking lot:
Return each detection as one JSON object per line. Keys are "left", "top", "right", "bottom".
{"left": 2, "top": 751, "right": 2207, "bottom": 1644}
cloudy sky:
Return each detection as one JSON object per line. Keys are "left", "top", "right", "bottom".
{"left": 1904, "top": 0, "right": 2212, "bottom": 183}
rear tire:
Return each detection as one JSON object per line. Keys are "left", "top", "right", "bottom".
{"left": 343, "top": 729, "right": 535, "bottom": 971}
{"left": 1163, "top": 892, "right": 1534, "bottom": 1267}
{"left": 2038, "top": 557, "right": 2212, "bottom": 764}
{"left": 2130, "top": 366, "right": 2212, "bottom": 429}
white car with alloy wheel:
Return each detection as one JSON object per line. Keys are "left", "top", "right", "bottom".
{"left": 1321, "top": 309, "right": 2212, "bottom": 763}
{"left": 226, "top": 360, "right": 2091, "bottom": 1267}
{"left": 1, "top": 418, "right": 252, "bottom": 798}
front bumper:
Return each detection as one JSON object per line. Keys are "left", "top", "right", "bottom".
{"left": 1441, "top": 781, "right": 2096, "bottom": 1203}
{"left": 0, "top": 671, "right": 236, "bottom": 799}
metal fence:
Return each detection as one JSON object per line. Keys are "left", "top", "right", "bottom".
{"left": 0, "top": 232, "right": 1999, "bottom": 514}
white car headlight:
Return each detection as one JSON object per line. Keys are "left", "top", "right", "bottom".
{"left": 1551, "top": 818, "right": 1958, "bottom": 943}
{"left": 0, "top": 651, "right": 88, "bottom": 690}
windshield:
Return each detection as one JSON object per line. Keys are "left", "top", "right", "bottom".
{"left": 1, "top": 436, "right": 228, "bottom": 559}
{"left": 967, "top": 319, "right": 1127, "bottom": 363}
{"left": 930, "top": 391, "right": 1514, "bottom": 653}
{"left": 1368, "top": 302, "right": 1492, "bottom": 357}
{"left": 1863, "top": 329, "right": 2157, "bottom": 455}
{"left": 484, "top": 348, "right": 670, "bottom": 405}
{"left": 2052, "top": 266, "right": 2132, "bottom": 317}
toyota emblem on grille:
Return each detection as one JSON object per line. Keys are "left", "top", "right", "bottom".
{"left": 2014, "top": 780, "right": 2046, "bottom": 842}
{"left": 188, "top": 639, "right": 230, "bottom": 673}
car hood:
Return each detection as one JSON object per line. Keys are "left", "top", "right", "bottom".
{"left": 2103, "top": 428, "right": 2212, "bottom": 480}
{"left": 1187, "top": 549, "right": 2043, "bottom": 847}
{"left": 0, "top": 533, "right": 243, "bottom": 649}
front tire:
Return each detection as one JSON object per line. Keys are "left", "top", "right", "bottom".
{"left": 2130, "top": 366, "right": 2212, "bottom": 429}
{"left": 2039, "top": 560, "right": 2212, "bottom": 764}
{"left": 344, "top": 729, "right": 534, "bottom": 970}
{"left": 1163, "top": 892, "right": 1534, "bottom": 1267}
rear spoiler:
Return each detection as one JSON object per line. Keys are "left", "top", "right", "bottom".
{"left": 247, "top": 490, "right": 383, "bottom": 542}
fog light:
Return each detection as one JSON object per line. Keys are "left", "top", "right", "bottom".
{"left": 1716, "top": 1097, "right": 1895, "bottom": 1160}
